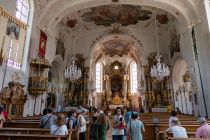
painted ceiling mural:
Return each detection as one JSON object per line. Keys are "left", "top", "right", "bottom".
{"left": 81, "top": 5, "right": 152, "bottom": 27}
{"left": 101, "top": 39, "right": 132, "bottom": 57}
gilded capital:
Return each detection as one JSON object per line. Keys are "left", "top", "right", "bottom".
{"left": 183, "top": 71, "right": 192, "bottom": 82}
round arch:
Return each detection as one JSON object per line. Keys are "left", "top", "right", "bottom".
{"left": 90, "top": 34, "right": 142, "bottom": 65}
{"left": 38, "top": 0, "right": 199, "bottom": 34}
{"left": 172, "top": 57, "right": 189, "bottom": 90}
{"left": 51, "top": 56, "right": 65, "bottom": 86}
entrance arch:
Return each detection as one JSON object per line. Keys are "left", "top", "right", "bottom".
{"left": 172, "top": 57, "right": 193, "bottom": 115}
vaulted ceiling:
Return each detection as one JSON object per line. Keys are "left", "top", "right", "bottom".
{"left": 33, "top": 0, "right": 202, "bottom": 65}
{"left": 34, "top": 0, "right": 201, "bottom": 31}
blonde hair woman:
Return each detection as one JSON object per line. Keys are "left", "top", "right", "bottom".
{"left": 50, "top": 113, "right": 68, "bottom": 135}
{"left": 96, "top": 113, "right": 109, "bottom": 140}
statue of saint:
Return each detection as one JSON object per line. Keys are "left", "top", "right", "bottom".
{"left": 112, "top": 94, "right": 122, "bottom": 105}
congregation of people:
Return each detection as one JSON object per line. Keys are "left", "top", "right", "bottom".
{"left": 0, "top": 105, "right": 210, "bottom": 140}
{"left": 39, "top": 106, "right": 145, "bottom": 140}
{"left": 164, "top": 111, "right": 210, "bottom": 139}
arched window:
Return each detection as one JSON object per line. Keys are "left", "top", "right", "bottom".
{"left": 16, "top": 0, "right": 29, "bottom": 23}
{"left": 96, "top": 62, "right": 102, "bottom": 92}
{"left": 130, "top": 62, "right": 138, "bottom": 93}
{"left": 7, "top": 40, "right": 21, "bottom": 69}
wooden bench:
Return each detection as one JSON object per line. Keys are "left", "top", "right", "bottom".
{"left": 0, "top": 128, "right": 50, "bottom": 134}
{"left": 0, "top": 128, "right": 78, "bottom": 140}
{"left": 0, "top": 133, "right": 69, "bottom": 140}
{"left": 5, "top": 121, "right": 40, "bottom": 128}
{"left": 158, "top": 131, "right": 196, "bottom": 140}
{"left": 144, "top": 121, "right": 200, "bottom": 139}
{"left": 168, "top": 138, "right": 208, "bottom": 140}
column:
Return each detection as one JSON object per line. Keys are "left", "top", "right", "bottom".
{"left": 123, "top": 74, "right": 127, "bottom": 99}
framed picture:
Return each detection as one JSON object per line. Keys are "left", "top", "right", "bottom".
{"left": 38, "top": 31, "right": 47, "bottom": 58}
{"left": 6, "top": 20, "right": 20, "bottom": 40}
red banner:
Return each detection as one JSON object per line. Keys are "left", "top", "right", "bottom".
{"left": 38, "top": 31, "right": 47, "bottom": 58}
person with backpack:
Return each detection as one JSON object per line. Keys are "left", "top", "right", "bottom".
{"left": 125, "top": 107, "right": 132, "bottom": 126}
{"left": 50, "top": 113, "right": 68, "bottom": 135}
{"left": 66, "top": 110, "right": 77, "bottom": 130}
{"left": 127, "top": 112, "right": 145, "bottom": 140}
{"left": 77, "top": 109, "right": 88, "bottom": 140}
{"left": 40, "top": 108, "right": 57, "bottom": 129}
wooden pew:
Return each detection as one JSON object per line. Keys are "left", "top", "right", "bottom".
{"left": 0, "top": 128, "right": 50, "bottom": 134}
{"left": 157, "top": 131, "right": 196, "bottom": 140}
{"left": 0, "top": 128, "right": 78, "bottom": 140}
{"left": 0, "top": 133, "right": 69, "bottom": 140}
{"left": 168, "top": 138, "right": 208, "bottom": 140}
{"left": 144, "top": 123, "right": 200, "bottom": 139}
{"left": 5, "top": 121, "right": 40, "bottom": 128}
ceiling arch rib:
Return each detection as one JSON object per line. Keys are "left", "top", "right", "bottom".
{"left": 38, "top": 0, "right": 199, "bottom": 33}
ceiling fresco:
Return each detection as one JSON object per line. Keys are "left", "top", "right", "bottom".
{"left": 156, "top": 14, "right": 169, "bottom": 24}
{"left": 66, "top": 19, "right": 78, "bottom": 28}
{"left": 101, "top": 39, "right": 133, "bottom": 57}
{"left": 81, "top": 5, "right": 152, "bottom": 27}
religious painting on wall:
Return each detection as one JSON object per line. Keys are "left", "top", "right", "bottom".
{"left": 38, "top": 31, "right": 47, "bottom": 58}
{"left": 169, "top": 31, "right": 180, "bottom": 58}
{"left": 6, "top": 20, "right": 20, "bottom": 40}
{"left": 111, "top": 77, "right": 123, "bottom": 96}
{"left": 56, "top": 36, "right": 65, "bottom": 60}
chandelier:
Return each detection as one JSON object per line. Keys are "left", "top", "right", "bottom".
{"left": 150, "top": 9, "right": 170, "bottom": 81}
{"left": 150, "top": 53, "right": 170, "bottom": 81}
{"left": 64, "top": 25, "right": 82, "bottom": 81}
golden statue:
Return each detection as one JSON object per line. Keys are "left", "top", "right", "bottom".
{"left": 112, "top": 94, "right": 122, "bottom": 105}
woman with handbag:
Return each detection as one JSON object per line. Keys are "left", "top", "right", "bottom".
{"left": 112, "top": 107, "right": 125, "bottom": 140}
{"left": 50, "top": 113, "right": 68, "bottom": 135}
{"left": 127, "top": 112, "right": 145, "bottom": 140}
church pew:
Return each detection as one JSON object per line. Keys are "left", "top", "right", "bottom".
{"left": 5, "top": 121, "right": 40, "bottom": 128}
{"left": 157, "top": 131, "right": 196, "bottom": 140}
{"left": 0, "top": 133, "right": 69, "bottom": 140}
{"left": 168, "top": 138, "right": 208, "bottom": 140}
{"left": 0, "top": 128, "right": 50, "bottom": 134}
{"left": 0, "top": 128, "right": 78, "bottom": 140}
{"left": 142, "top": 121, "right": 209, "bottom": 125}
{"left": 144, "top": 124, "right": 199, "bottom": 140}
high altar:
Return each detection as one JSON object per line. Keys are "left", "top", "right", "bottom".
{"left": 100, "top": 54, "right": 172, "bottom": 110}
{"left": 101, "top": 61, "right": 131, "bottom": 109}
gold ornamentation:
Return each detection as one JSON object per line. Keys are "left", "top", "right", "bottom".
{"left": 1, "top": 81, "right": 26, "bottom": 117}
{"left": 112, "top": 94, "right": 122, "bottom": 105}
{"left": 28, "top": 58, "right": 51, "bottom": 95}
{"left": 0, "top": 7, "right": 27, "bottom": 30}
{"left": 183, "top": 70, "right": 192, "bottom": 82}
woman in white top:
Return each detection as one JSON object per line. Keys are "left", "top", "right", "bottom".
{"left": 112, "top": 107, "right": 125, "bottom": 140}
{"left": 77, "top": 109, "right": 87, "bottom": 140}
{"left": 169, "top": 111, "right": 178, "bottom": 128}
{"left": 50, "top": 113, "right": 68, "bottom": 135}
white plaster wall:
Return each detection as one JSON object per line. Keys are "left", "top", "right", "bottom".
{"left": 2, "top": 0, "right": 210, "bottom": 118}
{"left": 171, "top": 1, "right": 210, "bottom": 117}
{"left": 0, "top": 0, "right": 16, "bottom": 15}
